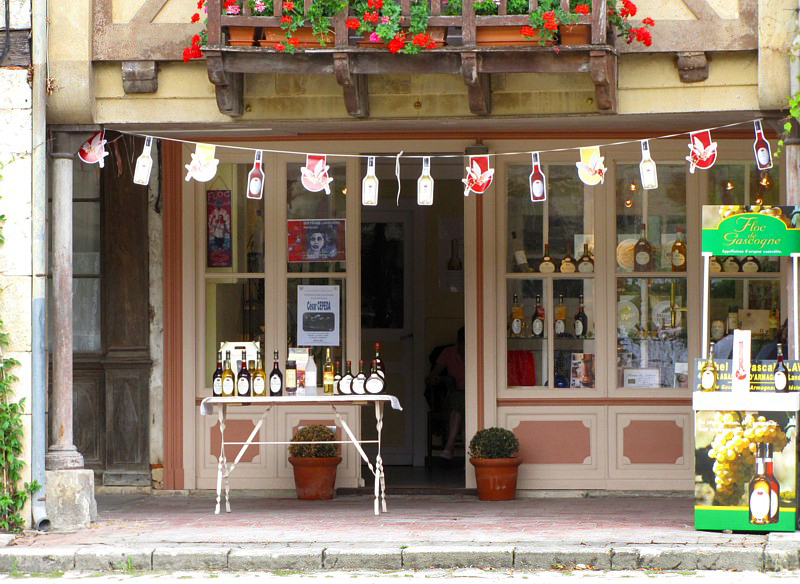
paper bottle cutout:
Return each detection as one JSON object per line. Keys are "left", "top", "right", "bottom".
{"left": 301, "top": 154, "right": 333, "bottom": 194}
{"left": 184, "top": 143, "right": 219, "bottom": 182}
{"left": 529, "top": 152, "right": 546, "bottom": 202}
{"left": 247, "top": 150, "right": 265, "bottom": 200}
{"left": 639, "top": 140, "right": 658, "bottom": 190}
{"left": 753, "top": 120, "right": 773, "bottom": 170}
{"left": 133, "top": 136, "right": 154, "bottom": 186}
{"left": 78, "top": 131, "right": 109, "bottom": 168}
{"left": 576, "top": 146, "right": 606, "bottom": 186}
{"left": 417, "top": 157, "right": 434, "bottom": 206}
{"left": 686, "top": 130, "right": 717, "bottom": 174}
{"left": 362, "top": 156, "right": 379, "bottom": 206}
{"left": 462, "top": 155, "right": 494, "bottom": 196}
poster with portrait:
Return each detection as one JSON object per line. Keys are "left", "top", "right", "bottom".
{"left": 287, "top": 219, "right": 346, "bottom": 262}
{"left": 207, "top": 190, "right": 232, "bottom": 268}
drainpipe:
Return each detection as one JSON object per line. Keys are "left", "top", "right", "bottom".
{"left": 791, "top": 1, "right": 800, "bottom": 97}
{"left": 30, "top": 0, "right": 50, "bottom": 532}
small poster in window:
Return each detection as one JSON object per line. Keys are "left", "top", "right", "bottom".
{"left": 288, "top": 219, "right": 346, "bottom": 262}
{"left": 570, "top": 353, "right": 595, "bottom": 388}
{"left": 297, "top": 285, "right": 340, "bottom": 347}
{"left": 207, "top": 190, "right": 232, "bottom": 268}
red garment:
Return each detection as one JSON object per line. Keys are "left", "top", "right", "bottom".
{"left": 436, "top": 345, "right": 466, "bottom": 392}
{"left": 507, "top": 350, "right": 536, "bottom": 387}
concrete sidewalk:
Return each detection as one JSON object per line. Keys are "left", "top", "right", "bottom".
{"left": 1, "top": 493, "right": 798, "bottom": 573}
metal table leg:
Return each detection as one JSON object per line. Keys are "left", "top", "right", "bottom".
{"left": 215, "top": 405, "right": 224, "bottom": 515}
{"left": 221, "top": 404, "right": 231, "bottom": 513}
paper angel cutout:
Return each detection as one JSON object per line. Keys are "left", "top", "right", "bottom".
{"left": 78, "top": 131, "right": 109, "bottom": 168}
{"left": 576, "top": 147, "right": 606, "bottom": 186}
{"left": 686, "top": 131, "right": 717, "bottom": 173}
{"left": 462, "top": 156, "right": 494, "bottom": 196}
{"left": 301, "top": 155, "right": 334, "bottom": 194}
{"left": 184, "top": 151, "right": 220, "bottom": 182}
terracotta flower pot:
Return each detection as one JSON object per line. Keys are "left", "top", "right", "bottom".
{"left": 558, "top": 24, "right": 591, "bottom": 46}
{"left": 227, "top": 26, "right": 257, "bottom": 47}
{"left": 260, "top": 27, "right": 335, "bottom": 48}
{"left": 288, "top": 456, "right": 342, "bottom": 500}
{"left": 470, "top": 457, "right": 522, "bottom": 501}
{"left": 475, "top": 26, "right": 550, "bottom": 47}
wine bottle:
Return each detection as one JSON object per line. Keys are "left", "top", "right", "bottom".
{"left": 529, "top": 152, "right": 546, "bottom": 202}
{"left": 365, "top": 359, "right": 385, "bottom": 394}
{"left": 574, "top": 294, "right": 588, "bottom": 338}
{"left": 212, "top": 351, "right": 223, "bottom": 397}
{"left": 741, "top": 255, "right": 761, "bottom": 273}
{"left": 221, "top": 351, "right": 235, "bottom": 397}
{"left": 323, "top": 348, "right": 335, "bottom": 395}
{"left": 247, "top": 150, "right": 265, "bottom": 199}
{"left": 577, "top": 243, "right": 594, "bottom": 273}
{"left": 753, "top": 120, "right": 773, "bottom": 171}
{"left": 749, "top": 442, "right": 779, "bottom": 525}
{"left": 639, "top": 139, "right": 658, "bottom": 190}
{"left": 374, "top": 342, "right": 386, "bottom": 378}
{"left": 671, "top": 227, "right": 687, "bottom": 272}
{"left": 351, "top": 360, "right": 367, "bottom": 395}
{"left": 538, "top": 243, "right": 556, "bottom": 273}
{"left": 700, "top": 342, "right": 718, "bottom": 392}
{"left": 723, "top": 256, "right": 741, "bottom": 273}
{"left": 560, "top": 244, "right": 577, "bottom": 273}
{"left": 634, "top": 224, "right": 654, "bottom": 272}
{"left": 765, "top": 443, "right": 781, "bottom": 522}
{"left": 285, "top": 360, "right": 297, "bottom": 396}
{"left": 709, "top": 256, "right": 723, "bottom": 273}
{"left": 554, "top": 295, "right": 566, "bottom": 337}
{"left": 252, "top": 353, "right": 267, "bottom": 397}
{"left": 417, "top": 156, "right": 434, "bottom": 205}
{"left": 531, "top": 294, "right": 545, "bottom": 338}
{"left": 334, "top": 360, "right": 342, "bottom": 390}
{"left": 774, "top": 343, "right": 789, "bottom": 392}
{"left": 508, "top": 294, "right": 526, "bottom": 338}
{"left": 362, "top": 156, "right": 379, "bottom": 206}
{"left": 236, "top": 350, "right": 251, "bottom": 397}
{"left": 338, "top": 360, "right": 353, "bottom": 395}
{"left": 510, "top": 231, "right": 530, "bottom": 273}
{"left": 269, "top": 350, "right": 283, "bottom": 396}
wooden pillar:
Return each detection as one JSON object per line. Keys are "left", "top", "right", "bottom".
{"left": 786, "top": 131, "right": 800, "bottom": 359}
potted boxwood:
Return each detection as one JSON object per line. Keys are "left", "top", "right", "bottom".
{"left": 288, "top": 424, "right": 342, "bottom": 500}
{"left": 469, "top": 427, "right": 521, "bottom": 501}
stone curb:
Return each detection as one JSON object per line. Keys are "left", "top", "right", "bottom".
{"left": 152, "top": 546, "right": 230, "bottom": 571}
{"left": 74, "top": 546, "right": 154, "bottom": 572}
{"left": 402, "top": 545, "right": 514, "bottom": 569}
{"left": 323, "top": 546, "right": 403, "bottom": 570}
{"left": 514, "top": 545, "right": 612, "bottom": 571}
{"left": 228, "top": 547, "right": 324, "bottom": 571}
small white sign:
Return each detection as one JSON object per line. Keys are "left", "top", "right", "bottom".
{"left": 297, "top": 285, "right": 340, "bottom": 347}
{"left": 623, "top": 368, "right": 661, "bottom": 389}
{"left": 731, "top": 329, "right": 751, "bottom": 393}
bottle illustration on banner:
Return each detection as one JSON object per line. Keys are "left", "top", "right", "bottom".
{"left": 184, "top": 143, "right": 219, "bottom": 183}
{"left": 78, "top": 130, "right": 109, "bottom": 168}
{"left": 749, "top": 442, "right": 779, "bottom": 525}
{"left": 133, "top": 136, "right": 154, "bottom": 186}
{"left": 686, "top": 130, "right": 717, "bottom": 173}
{"left": 417, "top": 157, "right": 434, "bottom": 205}
{"left": 753, "top": 120, "right": 773, "bottom": 170}
{"left": 734, "top": 341, "right": 748, "bottom": 381}
{"left": 362, "top": 156, "right": 379, "bottom": 206}
{"left": 247, "top": 150, "right": 265, "bottom": 200}
{"left": 576, "top": 146, "right": 606, "bottom": 186}
{"left": 639, "top": 140, "right": 658, "bottom": 190}
{"left": 774, "top": 343, "right": 789, "bottom": 392}
{"left": 529, "top": 152, "right": 547, "bottom": 202}
{"left": 462, "top": 155, "right": 494, "bottom": 196}
{"left": 700, "top": 342, "right": 718, "bottom": 391}
{"left": 300, "top": 154, "right": 333, "bottom": 194}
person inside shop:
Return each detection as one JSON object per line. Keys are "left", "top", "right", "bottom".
{"left": 425, "top": 327, "right": 465, "bottom": 460}
{"left": 756, "top": 320, "right": 789, "bottom": 360}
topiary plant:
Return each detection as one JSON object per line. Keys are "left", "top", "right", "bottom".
{"left": 289, "top": 424, "right": 338, "bottom": 458}
{"left": 468, "top": 427, "right": 520, "bottom": 459}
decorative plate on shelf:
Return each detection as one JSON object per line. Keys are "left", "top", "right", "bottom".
{"left": 616, "top": 239, "right": 637, "bottom": 271}
{"left": 617, "top": 300, "right": 639, "bottom": 332}
{"left": 652, "top": 300, "right": 680, "bottom": 329}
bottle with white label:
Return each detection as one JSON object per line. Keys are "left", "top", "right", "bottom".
{"left": 554, "top": 295, "right": 566, "bottom": 336}
{"left": 365, "top": 360, "right": 385, "bottom": 394}
{"left": 538, "top": 244, "right": 556, "bottom": 273}
{"left": 252, "top": 354, "right": 267, "bottom": 397}
{"left": 529, "top": 152, "right": 547, "bottom": 202}
{"left": 531, "top": 294, "right": 545, "bottom": 338}
{"left": 634, "top": 224, "right": 654, "bottom": 272}
{"left": 753, "top": 120, "right": 773, "bottom": 171}
{"left": 723, "top": 256, "right": 741, "bottom": 273}
{"left": 247, "top": 150, "right": 265, "bottom": 200}
{"left": 221, "top": 351, "right": 235, "bottom": 397}
{"left": 236, "top": 350, "right": 251, "bottom": 397}
{"left": 774, "top": 343, "right": 789, "bottom": 392}
{"left": 362, "top": 156, "right": 379, "bottom": 206}
{"left": 417, "top": 156, "right": 434, "bottom": 205}
{"left": 510, "top": 231, "right": 530, "bottom": 272}
{"left": 269, "top": 350, "right": 283, "bottom": 396}
{"left": 212, "top": 351, "right": 223, "bottom": 396}
{"left": 351, "top": 360, "right": 367, "bottom": 395}
{"left": 560, "top": 245, "right": 577, "bottom": 273}
{"left": 671, "top": 227, "right": 687, "bottom": 272}
{"left": 709, "top": 256, "right": 723, "bottom": 273}
{"left": 338, "top": 360, "right": 353, "bottom": 395}
{"left": 741, "top": 255, "right": 761, "bottom": 273}
{"left": 133, "top": 136, "right": 154, "bottom": 186}
{"left": 508, "top": 294, "right": 526, "bottom": 338}
{"left": 700, "top": 342, "right": 718, "bottom": 392}
{"left": 574, "top": 294, "right": 588, "bottom": 338}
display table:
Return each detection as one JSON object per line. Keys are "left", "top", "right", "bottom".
{"left": 199, "top": 395, "right": 403, "bottom": 516}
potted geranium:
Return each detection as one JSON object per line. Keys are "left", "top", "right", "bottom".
{"left": 288, "top": 424, "right": 342, "bottom": 500}
{"left": 349, "top": 0, "right": 443, "bottom": 54}
{"left": 270, "top": 0, "right": 348, "bottom": 52}
{"left": 469, "top": 427, "right": 522, "bottom": 501}
{"left": 557, "top": 0, "right": 654, "bottom": 47}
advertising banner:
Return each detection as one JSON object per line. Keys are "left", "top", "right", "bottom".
{"left": 701, "top": 206, "right": 800, "bottom": 256}
{"left": 297, "top": 285, "right": 340, "bottom": 347}
{"left": 693, "top": 359, "right": 800, "bottom": 392}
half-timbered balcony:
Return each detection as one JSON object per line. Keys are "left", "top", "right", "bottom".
{"left": 203, "top": 0, "right": 616, "bottom": 118}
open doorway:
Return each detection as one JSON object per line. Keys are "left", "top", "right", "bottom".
{"left": 360, "top": 156, "right": 465, "bottom": 490}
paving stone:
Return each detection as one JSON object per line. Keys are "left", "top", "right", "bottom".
{"left": 514, "top": 546, "right": 611, "bottom": 571}
{"left": 228, "top": 547, "right": 323, "bottom": 571}
{"left": 74, "top": 546, "right": 153, "bottom": 572}
{"left": 610, "top": 547, "right": 640, "bottom": 570}
{"left": 0, "top": 547, "right": 75, "bottom": 574}
{"left": 637, "top": 545, "right": 698, "bottom": 570}
{"left": 695, "top": 547, "right": 763, "bottom": 571}
{"left": 323, "top": 546, "right": 402, "bottom": 570}
{"left": 152, "top": 546, "right": 229, "bottom": 571}
{"left": 402, "top": 545, "right": 513, "bottom": 569}
{"left": 763, "top": 543, "right": 798, "bottom": 572}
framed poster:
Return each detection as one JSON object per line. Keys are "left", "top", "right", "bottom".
{"left": 288, "top": 219, "right": 346, "bottom": 262}
{"left": 207, "top": 190, "right": 232, "bottom": 268}
{"left": 297, "top": 285, "right": 340, "bottom": 346}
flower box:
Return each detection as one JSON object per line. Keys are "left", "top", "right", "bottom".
{"left": 259, "top": 27, "right": 335, "bottom": 47}
{"left": 476, "top": 26, "right": 550, "bottom": 47}
{"left": 357, "top": 26, "right": 447, "bottom": 48}
{"left": 558, "top": 23, "right": 591, "bottom": 46}
{"left": 227, "top": 26, "right": 257, "bottom": 46}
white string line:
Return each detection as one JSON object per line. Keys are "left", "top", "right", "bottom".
{"left": 107, "top": 117, "right": 762, "bottom": 160}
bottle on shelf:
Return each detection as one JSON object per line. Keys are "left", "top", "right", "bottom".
{"left": 334, "top": 360, "right": 342, "bottom": 389}
{"left": 351, "top": 360, "right": 367, "bottom": 395}
{"left": 774, "top": 343, "right": 789, "bottom": 392}
{"left": 323, "top": 348, "right": 335, "bottom": 395}
{"left": 554, "top": 294, "right": 567, "bottom": 337}
{"left": 577, "top": 243, "right": 594, "bottom": 273}
{"left": 531, "top": 294, "right": 545, "bottom": 338}
{"left": 559, "top": 244, "right": 577, "bottom": 273}
{"left": 634, "top": 224, "right": 654, "bottom": 272}
{"left": 221, "top": 351, "right": 235, "bottom": 397}
{"left": 212, "top": 351, "right": 223, "bottom": 397}
{"left": 285, "top": 360, "right": 297, "bottom": 396}
{"left": 374, "top": 342, "right": 386, "bottom": 379}
{"left": 365, "top": 360, "right": 386, "bottom": 394}
{"left": 749, "top": 442, "right": 779, "bottom": 525}
{"left": 338, "top": 360, "right": 353, "bottom": 395}
{"left": 269, "top": 350, "right": 283, "bottom": 396}
{"left": 700, "top": 342, "right": 718, "bottom": 392}
{"left": 727, "top": 306, "right": 739, "bottom": 335}
{"left": 741, "top": 255, "right": 761, "bottom": 273}
{"left": 709, "top": 256, "right": 723, "bottom": 273}
{"left": 722, "top": 256, "right": 741, "bottom": 273}
{"left": 574, "top": 294, "right": 588, "bottom": 338}
{"left": 252, "top": 354, "right": 267, "bottom": 397}
{"left": 508, "top": 294, "right": 527, "bottom": 338}
{"left": 671, "top": 227, "right": 687, "bottom": 272}
{"left": 538, "top": 243, "right": 556, "bottom": 273}
{"left": 305, "top": 351, "right": 318, "bottom": 392}
{"left": 236, "top": 350, "right": 251, "bottom": 397}
{"left": 510, "top": 231, "right": 531, "bottom": 273}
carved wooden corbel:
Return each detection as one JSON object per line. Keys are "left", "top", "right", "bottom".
{"left": 676, "top": 52, "right": 709, "bottom": 83}
{"left": 333, "top": 54, "right": 369, "bottom": 118}
{"left": 590, "top": 51, "right": 617, "bottom": 114}
{"left": 122, "top": 61, "right": 159, "bottom": 94}
{"left": 461, "top": 53, "right": 491, "bottom": 116}
{"left": 206, "top": 55, "right": 243, "bottom": 118}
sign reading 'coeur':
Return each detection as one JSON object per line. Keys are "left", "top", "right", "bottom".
{"left": 701, "top": 205, "right": 800, "bottom": 256}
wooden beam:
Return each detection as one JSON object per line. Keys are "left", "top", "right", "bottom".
{"left": 122, "top": 61, "right": 159, "bottom": 94}
{"left": 675, "top": 52, "right": 709, "bottom": 83}
{"left": 207, "top": 55, "right": 244, "bottom": 117}
{"left": 590, "top": 50, "right": 616, "bottom": 113}
{"left": 131, "top": 0, "right": 171, "bottom": 23}
{"left": 461, "top": 53, "right": 491, "bottom": 116}
{"left": 0, "top": 30, "right": 31, "bottom": 67}
{"left": 334, "top": 54, "right": 369, "bottom": 118}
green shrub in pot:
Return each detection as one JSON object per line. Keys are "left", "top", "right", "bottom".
{"left": 289, "top": 424, "right": 337, "bottom": 458}
{"left": 468, "top": 427, "right": 520, "bottom": 459}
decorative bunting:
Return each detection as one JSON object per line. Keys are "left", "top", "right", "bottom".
{"left": 576, "top": 146, "right": 606, "bottom": 186}
{"left": 529, "top": 152, "right": 546, "bottom": 202}
{"left": 639, "top": 140, "right": 658, "bottom": 190}
{"left": 301, "top": 154, "right": 333, "bottom": 194}
{"left": 462, "top": 155, "right": 494, "bottom": 197}
{"left": 417, "top": 157, "right": 434, "bottom": 206}
{"left": 753, "top": 120, "right": 773, "bottom": 170}
{"left": 184, "top": 143, "right": 219, "bottom": 182}
{"left": 133, "top": 136, "right": 154, "bottom": 186}
{"left": 686, "top": 130, "right": 717, "bottom": 174}
{"left": 362, "top": 156, "right": 379, "bottom": 206}
{"left": 247, "top": 150, "right": 265, "bottom": 200}
{"left": 78, "top": 131, "right": 109, "bottom": 168}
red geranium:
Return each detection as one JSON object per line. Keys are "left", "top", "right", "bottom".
{"left": 642, "top": 17, "right": 654, "bottom": 26}
{"left": 520, "top": 25, "right": 535, "bottom": 38}
{"left": 283, "top": 1, "right": 294, "bottom": 9}
{"left": 544, "top": 20, "right": 558, "bottom": 31}
{"left": 197, "top": 0, "right": 204, "bottom": 8}
{"left": 191, "top": 13, "right": 200, "bottom": 23}
{"left": 275, "top": 43, "right": 285, "bottom": 51}
{"left": 367, "top": 0, "right": 383, "bottom": 9}
{"left": 388, "top": 34, "right": 405, "bottom": 54}
{"left": 281, "top": 15, "right": 292, "bottom": 22}
{"left": 364, "top": 11, "right": 379, "bottom": 22}
{"left": 634, "top": 27, "right": 651, "bottom": 46}
{"left": 542, "top": 10, "right": 556, "bottom": 21}
{"left": 346, "top": 17, "right": 360, "bottom": 29}
{"left": 620, "top": 0, "right": 636, "bottom": 18}
{"left": 287, "top": 36, "right": 299, "bottom": 46}
{"left": 573, "top": 4, "right": 589, "bottom": 15}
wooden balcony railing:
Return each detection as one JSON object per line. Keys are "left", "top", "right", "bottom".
{"left": 203, "top": 0, "right": 616, "bottom": 118}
